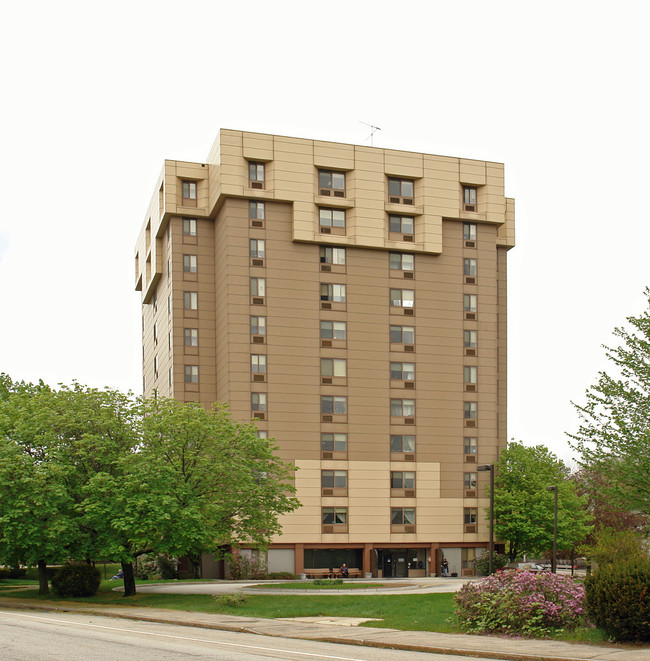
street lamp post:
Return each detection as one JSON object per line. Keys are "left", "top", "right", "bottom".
{"left": 477, "top": 464, "right": 495, "bottom": 575}
{"left": 546, "top": 485, "right": 558, "bottom": 573}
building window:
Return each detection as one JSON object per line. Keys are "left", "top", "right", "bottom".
{"left": 251, "top": 316, "right": 266, "bottom": 335}
{"left": 251, "top": 278, "right": 266, "bottom": 297}
{"left": 183, "top": 255, "right": 198, "bottom": 273}
{"left": 390, "top": 325, "right": 415, "bottom": 344}
{"left": 153, "top": 322, "right": 158, "bottom": 344}
{"left": 464, "top": 330, "right": 478, "bottom": 348}
{"left": 388, "top": 178, "right": 414, "bottom": 204}
{"left": 257, "top": 430, "right": 268, "bottom": 439}
{"left": 391, "top": 507, "right": 415, "bottom": 525}
{"left": 464, "top": 507, "right": 478, "bottom": 525}
{"left": 464, "top": 366, "right": 478, "bottom": 384}
{"left": 321, "top": 358, "right": 346, "bottom": 378}
{"left": 322, "top": 507, "right": 347, "bottom": 524}
{"left": 319, "top": 208, "right": 346, "bottom": 230}
{"left": 251, "top": 355, "right": 267, "bottom": 374}
{"left": 321, "top": 470, "right": 347, "bottom": 489}
{"left": 464, "top": 402, "right": 478, "bottom": 419}
{"left": 153, "top": 355, "right": 159, "bottom": 379}
{"left": 168, "top": 331, "right": 172, "bottom": 351}
{"left": 183, "top": 292, "right": 198, "bottom": 309}
{"left": 389, "top": 253, "right": 414, "bottom": 271}
{"left": 251, "top": 392, "right": 267, "bottom": 411}
{"left": 249, "top": 201, "right": 265, "bottom": 220}
{"left": 184, "top": 328, "right": 198, "bottom": 346}
{"left": 463, "top": 186, "right": 477, "bottom": 211}
{"left": 321, "top": 433, "right": 347, "bottom": 452}
{"left": 168, "top": 295, "right": 172, "bottom": 314}
{"left": 250, "top": 239, "right": 265, "bottom": 259}
{"left": 464, "top": 258, "right": 477, "bottom": 277}
{"left": 463, "top": 223, "right": 477, "bottom": 241}
{"left": 320, "top": 246, "right": 346, "bottom": 265}
{"left": 321, "top": 396, "right": 347, "bottom": 415}
{"left": 184, "top": 365, "right": 198, "bottom": 383}
{"left": 391, "top": 435, "right": 415, "bottom": 453}
{"left": 183, "top": 218, "right": 197, "bottom": 236}
{"left": 390, "top": 362, "right": 415, "bottom": 381}
{"left": 464, "top": 294, "right": 477, "bottom": 313}
{"left": 318, "top": 170, "right": 345, "bottom": 197}
{"left": 320, "top": 321, "right": 346, "bottom": 340}
{"left": 464, "top": 472, "right": 477, "bottom": 489}
{"left": 390, "top": 289, "right": 414, "bottom": 308}
{"left": 391, "top": 471, "right": 415, "bottom": 489}
{"left": 248, "top": 162, "right": 265, "bottom": 188}
{"left": 320, "top": 283, "right": 346, "bottom": 302}
{"left": 389, "top": 215, "right": 414, "bottom": 235}
{"left": 391, "top": 399, "right": 415, "bottom": 417}
{"left": 464, "top": 437, "right": 478, "bottom": 455}
{"left": 182, "top": 180, "right": 197, "bottom": 206}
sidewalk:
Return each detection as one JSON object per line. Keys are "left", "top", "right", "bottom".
{"left": 2, "top": 597, "right": 649, "bottom": 661}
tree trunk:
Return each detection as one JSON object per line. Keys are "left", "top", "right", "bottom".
{"left": 121, "top": 561, "right": 136, "bottom": 597}
{"left": 37, "top": 559, "right": 49, "bottom": 595}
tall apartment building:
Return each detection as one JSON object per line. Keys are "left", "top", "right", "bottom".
{"left": 135, "top": 129, "right": 515, "bottom": 578}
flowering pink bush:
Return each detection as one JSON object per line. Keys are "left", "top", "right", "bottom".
{"left": 453, "top": 570, "right": 586, "bottom": 637}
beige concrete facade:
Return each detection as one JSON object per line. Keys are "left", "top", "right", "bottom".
{"left": 135, "top": 129, "right": 515, "bottom": 578}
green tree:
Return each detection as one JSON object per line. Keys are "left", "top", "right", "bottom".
{"left": 570, "top": 288, "right": 650, "bottom": 516}
{"left": 138, "top": 398, "right": 300, "bottom": 569}
{"left": 0, "top": 377, "right": 80, "bottom": 594}
{"left": 491, "top": 442, "right": 592, "bottom": 560}
{"left": 579, "top": 526, "right": 647, "bottom": 565}
{"left": 0, "top": 376, "right": 300, "bottom": 597}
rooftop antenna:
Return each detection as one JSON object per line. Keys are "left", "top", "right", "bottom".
{"left": 359, "top": 121, "right": 382, "bottom": 147}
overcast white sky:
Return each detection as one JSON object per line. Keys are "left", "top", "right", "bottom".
{"left": 1, "top": 1, "right": 648, "bottom": 464}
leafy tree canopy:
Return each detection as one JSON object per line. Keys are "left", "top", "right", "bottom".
{"left": 570, "top": 288, "right": 650, "bottom": 517}
{"left": 0, "top": 375, "right": 299, "bottom": 596}
{"left": 491, "top": 442, "right": 592, "bottom": 560}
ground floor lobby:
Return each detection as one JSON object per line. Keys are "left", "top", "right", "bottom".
{"left": 200, "top": 541, "right": 494, "bottom": 579}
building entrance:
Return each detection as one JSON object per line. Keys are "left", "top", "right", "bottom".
{"left": 376, "top": 548, "right": 426, "bottom": 578}
{"left": 381, "top": 550, "right": 408, "bottom": 578}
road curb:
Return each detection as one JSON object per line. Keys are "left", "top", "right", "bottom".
{"left": 0, "top": 599, "right": 634, "bottom": 661}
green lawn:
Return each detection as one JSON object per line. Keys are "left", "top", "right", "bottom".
{"left": 0, "top": 581, "right": 607, "bottom": 642}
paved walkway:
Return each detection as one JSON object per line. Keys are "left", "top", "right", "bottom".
{"left": 134, "top": 576, "right": 471, "bottom": 596}
{"left": 2, "top": 580, "right": 650, "bottom": 661}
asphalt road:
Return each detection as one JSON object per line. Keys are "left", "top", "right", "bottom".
{"left": 0, "top": 609, "right": 510, "bottom": 661}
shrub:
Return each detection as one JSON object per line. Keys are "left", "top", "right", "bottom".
{"left": 135, "top": 554, "right": 179, "bottom": 580}
{"left": 51, "top": 563, "right": 101, "bottom": 598}
{"left": 454, "top": 570, "right": 586, "bottom": 637}
{"left": 585, "top": 559, "right": 650, "bottom": 641}
{"left": 227, "top": 553, "right": 267, "bottom": 580}
{"left": 213, "top": 593, "right": 249, "bottom": 608}
{"left": 475, "top": 552, "right": 510, "bottom": 576}
{"left": 314, "top": 578, "right": 343, "bottom": 586}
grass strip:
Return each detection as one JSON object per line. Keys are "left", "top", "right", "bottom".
{"left": 0, "top": 582, "right": 607, "bottom": 643}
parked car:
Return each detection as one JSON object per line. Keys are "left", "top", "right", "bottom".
{"left": 498, "top": 562, "right": 546, "bottom": 573}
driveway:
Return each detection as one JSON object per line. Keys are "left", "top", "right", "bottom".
{"left": 133, "top": 577, "right": 472, "bottom": 596}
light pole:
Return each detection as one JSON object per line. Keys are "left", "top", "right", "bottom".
{"left": 546, "top": 485, "right": 558, "bottom": 573}
{"left": 478, "top": 464, "right": 495, "bottom": 575}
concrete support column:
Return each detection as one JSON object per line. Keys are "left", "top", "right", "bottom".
{"left": 294, "top": 544, "right": 304, "bottom": 574}
{"left": 363, "top": 544, "right": 372, "bottom": 576}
